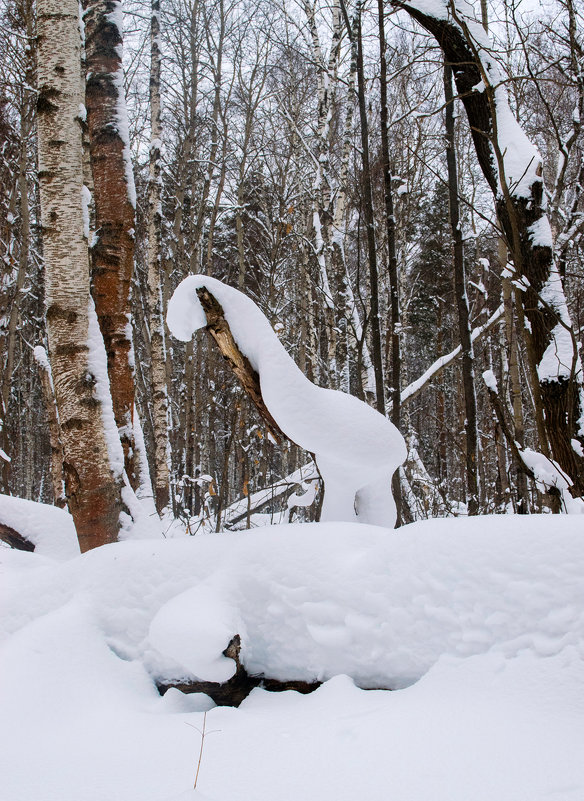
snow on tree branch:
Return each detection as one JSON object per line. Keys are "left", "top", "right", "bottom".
{"left": 167, "top": 276, "right": 406, "bottom": 528}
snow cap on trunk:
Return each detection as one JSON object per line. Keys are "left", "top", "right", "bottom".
{"left": 167, "top": 276, "right": 406, "bottom": 528}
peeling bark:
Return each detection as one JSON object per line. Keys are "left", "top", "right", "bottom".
{"left": 82, "top": 0, "right": 139, "bottom": 490}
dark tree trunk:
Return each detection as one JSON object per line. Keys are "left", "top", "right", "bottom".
{"left": 391, "top": 0, "right": 584, "bottom": 496}
{"left": 378, "top": 0, "right": 403, "bottom": 523}
{"left": 345, "top": 0, "right": 385, "bottom": 415}
{"left": 443, "top": 62, "right": 479, "bottom": 514}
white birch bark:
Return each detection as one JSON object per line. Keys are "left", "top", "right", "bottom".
{"left": 37, "top": 0, "right": 124, "bottom": 551}
{"left": 146, "top": 0, "right": 171, "bottom": 514}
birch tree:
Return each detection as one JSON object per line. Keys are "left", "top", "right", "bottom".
{"left": 82, "top": 0, "right": 140, "bottom": 491}
{"left": 37, "top": 0, "right": 125, "bottom": 550}
{"left": 146, "top": 0, "right": 170, "bottom": 513}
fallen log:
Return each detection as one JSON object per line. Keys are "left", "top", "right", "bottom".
{"left": 156, "top": 634, "right": 321, "bottom": 707}
{"left": 0, "top": 521, "right": 35, "bottom": 552}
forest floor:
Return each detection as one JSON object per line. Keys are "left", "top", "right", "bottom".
{"left": 1, "top": 502, "right": 583, "bottom": 801}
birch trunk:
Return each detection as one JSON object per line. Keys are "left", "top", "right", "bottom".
{"left": 146, "top": 0, "right": 170, "bottom": 514}
{"left": 37, "top": 0, "right": 124, "bottom": 550}
{"left": 304, "top": 0, "right": 340, "bottom": 384}
{"left": 82, "top": 0, "right": 139, "bottom": 489}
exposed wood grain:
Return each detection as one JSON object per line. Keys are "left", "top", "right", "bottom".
{"left": 196, "top": 287, "right": 285, "bottom": 445}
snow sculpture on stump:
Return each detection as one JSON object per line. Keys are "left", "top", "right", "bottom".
{"left": 167, "top": 276, "right": 406, "bottom": 528}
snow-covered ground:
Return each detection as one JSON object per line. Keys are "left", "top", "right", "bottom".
{"left": 1, "top": 504, "right": 583, "bottom": 801}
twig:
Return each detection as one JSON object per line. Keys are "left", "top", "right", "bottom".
{"left": 185, "top": 711, "right": 221, "bottom": 790}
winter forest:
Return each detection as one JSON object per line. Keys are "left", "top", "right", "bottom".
{"left": 1, "top": 0, "right": 584, "bottom": 799}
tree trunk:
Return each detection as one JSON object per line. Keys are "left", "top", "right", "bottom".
{"left": 33, "top": 347, "right": 66, "bottom": 507}
{"left": 37, "top": 0, "right": 125, "bottom": 551}
{"left": 392, "top": 0, "right": 584, "bottom": 497}
{"left": 443, "top": 61, "right": 479, "bottom": 514}
{"left": 378, "top": 0, "right": 403, "bottom": 522}
{"left": 348, "top": 0, "right": 385, "bottom": 414}
{"left": 1, "top": 9, "right": 34, "bottom": 489}
{"left": 146, "top": 0, "right": 170, "bottom": 514}
{"left": 82, "top": 0, "right": 139, "bottom": 490}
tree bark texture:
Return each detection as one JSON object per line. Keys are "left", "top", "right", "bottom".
{"left": 196, "top": 287, "right": 285, "bottom": 445}
{"left": 146, "top": 0, "right": 170, "bottom": 514}
{"left": 392, "top": 0, "right": 584, "bottom": 496}
{"left": 82, "top": 0, "right": 139, "bottom": 490}
{"left": 443, "top": 62, "right": 479, "bottom": 514}
{"left": 1, "top": 9, "right": 34, "bottom": 488}
{"left": 356, "top": 3, "right": 385, "bottom": 414}
{"left": 37, "top": 0, "right": 124, "bottom": 551}
{"left": 378, "top": 0, "right": 403, "bottom": 522}
{"left": 34, "top": 347, "right": 67, "bottom": 507}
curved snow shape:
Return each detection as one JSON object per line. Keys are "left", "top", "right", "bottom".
{"left": 167, "top": 276, "right": 406, "bottom": 528}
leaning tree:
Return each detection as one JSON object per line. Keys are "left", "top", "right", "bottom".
{"left": 390, "top": 0, "right": 584, "bottom": 498}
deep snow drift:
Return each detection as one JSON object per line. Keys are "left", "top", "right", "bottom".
{"left": 167, "top": 276, "right": 406, "bottom": 528}
{"left": 1, "top": 506, "right": 583, "bottom": 801}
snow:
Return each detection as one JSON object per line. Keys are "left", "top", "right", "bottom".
{"left": 528, "top": 215, "right": 553, "bottom": 248}
{"left": 33, "top": 343, "right": 51, "bottom": 371}
{"left": 537, "top": 263, "right": 581, "bottom": 382}
{"left": 482, "top": 368, "right": 498, "bottom": 392}
{"left": 167, "top": 276, "right": 406, "bottom": 528}
{"left": 516, "top": 449, "right": 584, "bottom": 513}
{"left": 81, "top": 183, "right": 91, "bottom": 240}
{"left": 1, "top": 510, "right": 584, "bottom": 801}
{"left": 538, "top": 322, "right": 577, "bottom": 381}
{"left": 0, "top": 493, "right": 79, "bottom": 559}
{"left": 286, "top": 478, "right": 318, "bottom": 509}
{"left": 519, "top": 447, "right": 572, "bottom": 493}
{"left": 3, "top": 516, "right": 583, "bottom": 687}
{"left": 494, "top": 85, "right": 542, "bottom": 199}
{"left": 149, "top": 582, "right": 242, "bottom": 683}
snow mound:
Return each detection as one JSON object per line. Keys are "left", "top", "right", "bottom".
{"left": 166, "top": 276, "right": 406, "bottom": 528}
{"left": 0, "top": 493, "right": 79, "bottom": 560}
{"left": 2, "top": 516, "right": 583, "bottom": 688}
{"left": 1, "top": 513, "right": 584, "bottom": 801}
